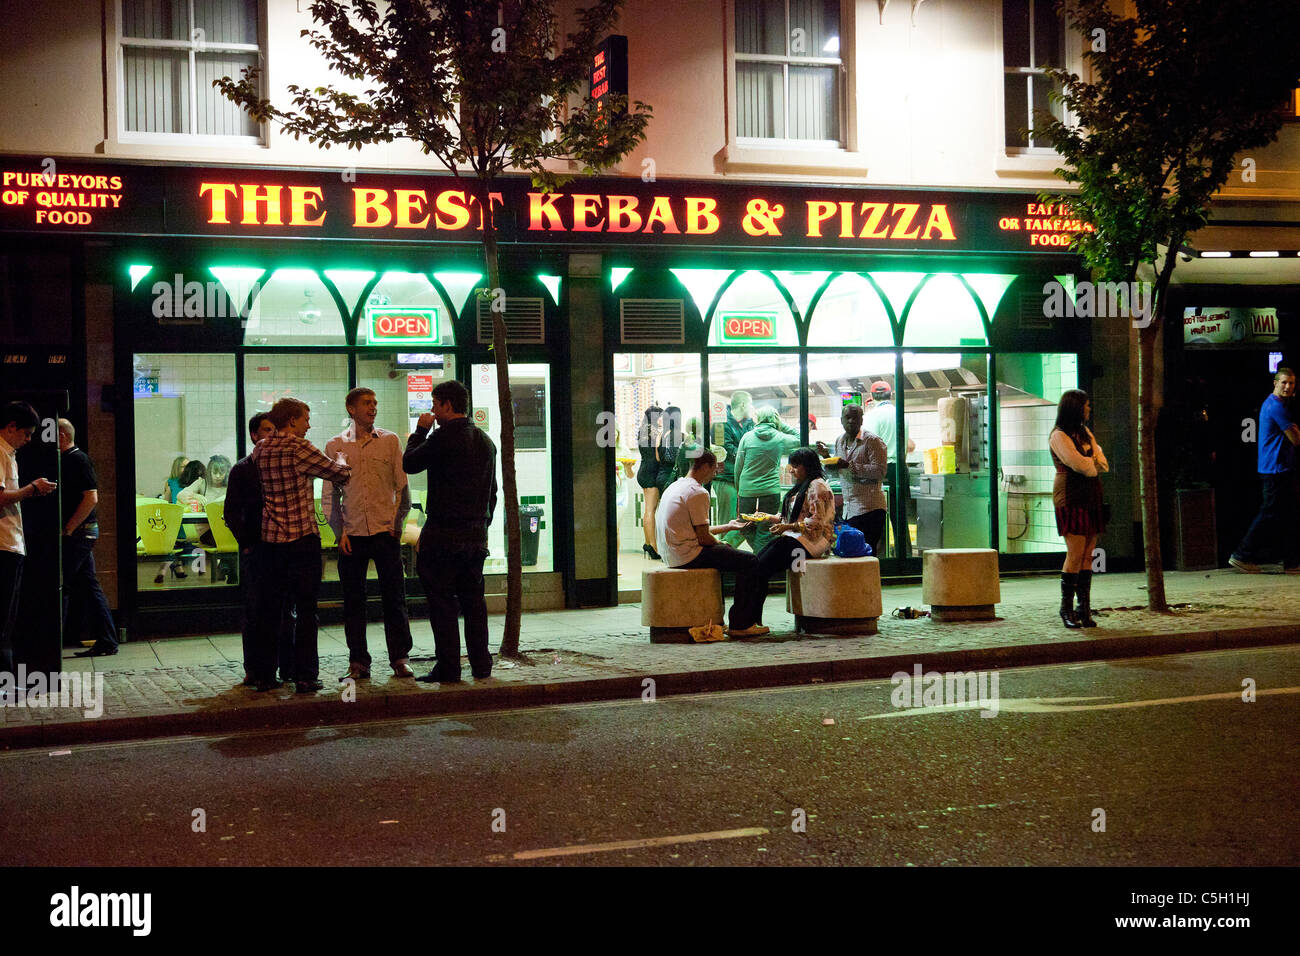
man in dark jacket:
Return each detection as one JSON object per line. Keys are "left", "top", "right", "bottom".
{"left": 58, "top": 419, "right": 119, "bottom": 658}
{"left": 403, "top": 379, "right": 498, "bottom": 683}
{"left": 223, "top": 412, "right": 296, "bottom": 685}
{"left": 713, "top": 390, "right": 755, "bottom": 531}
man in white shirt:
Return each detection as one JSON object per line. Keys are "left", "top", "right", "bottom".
{"left": 0, "top": 401, "right": 57, "bottom": 680}
{"left": 655, "top": 449, "right": 766, "bottom": 638}
{"left": 862, "top": 381, "right": 915, "bottom": 557}
{"left": 325, "top": 387, "right": 414, "bottom": 681}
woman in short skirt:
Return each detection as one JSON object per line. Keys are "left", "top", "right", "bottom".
{"left": 1050, "top": 389, "right": 1108, "bottom": 628}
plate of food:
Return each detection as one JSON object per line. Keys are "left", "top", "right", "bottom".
{"left": 821, "top": 456, "right": 842, "bottom": 466}
{"left": 740, "top": 512, "right": 779, "bottom": 522}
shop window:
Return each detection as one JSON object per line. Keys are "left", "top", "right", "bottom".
{"left": 669, "top": 269, "right": 734, "bottom": 323}
{"left": 708, "top": 271, "right": 800, "bottom": 347}
{"left": 901, "top": 275, "right": 989, "bottom": 347}
{"left": 243, "top": 268, "right": 347, "bottom": 346}
{"left": 322, "top": 270, "right": 377, "bottom": 327}
{"left": 357, "top": 272, "right": 456, "bottom": 347}
{"left": 356, "top": 352, "right": 458, "bottom": 578}
{"left": 771, "top": 270, "right": 831, "bottom": 323}
{"left": 708, "top": 352, "right": 803, "bottom": 541}
{"left": 903, "top": 352, "right": 991, "bottom": 554}
{"left": 806, "top": 273, "right": 895, "bottom": 347}
{"left": 132, "top": 353, "right": 238, "bottom": 592}
{"left": 997, "top": 353, "right": 1077, "bottom": 554}
{"left": 475, "top": 362, "right": 554, "bottom": 574}
{"left": 735, "top": 0, "right": 843, "bottom": 143}
{"left": 1003, "top": 0, "right": 1065, "bottom": 150}
{"left": 432, "top": 272, "right": 484, "bottom": 321}
{"left": 613, "top": 353, "right": 703, "bottom": 586}
{"left": 119, "top": 0, "right": 262, "bottom": 141}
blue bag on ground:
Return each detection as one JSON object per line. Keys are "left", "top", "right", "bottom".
{"left": 833, "top": 523, "right": 870, "bottom": 557}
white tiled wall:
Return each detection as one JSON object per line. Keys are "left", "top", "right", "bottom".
{"left": 243, "top": 353, "right": 350, "bottom": 449}
{"left": 134, "top": 353, "right": 237, "bottom": 493}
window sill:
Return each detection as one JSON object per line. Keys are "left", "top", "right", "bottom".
{"left": 994, "top": 152, "right": 1067, "bottom": 179}
{"left": 98, "top": 139, "right": 267, "bottom": 159}
{"left": 719, "top": 141, "right": 870, "bottom": 178}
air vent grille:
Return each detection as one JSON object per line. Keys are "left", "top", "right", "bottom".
{"left": 477, "top": 296, "right": 545, "bottom": 344}
{"left": 620, "top": 298, "right": 685, "bottom": 344}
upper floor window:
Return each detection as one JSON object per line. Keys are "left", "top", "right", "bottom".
{"left": 1003, "top": 0, "right": 1064, "bottom": 150}
{"left": 120, "top": 0, "right": 262, "bottom": 140}
{"left": 735, "top": 0, "right": 842, "bottom": 144}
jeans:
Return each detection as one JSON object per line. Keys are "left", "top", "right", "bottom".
{"left": 61, "top": 531, "right": 117, "bottom": 651}
{"left": 678, "top": 544, "right": 760, "bottom": 629}
{"left": 416, "top": 543, "right": 491, "bottom": 679}
{"left": 254, "top": 535, "right": 322, "bottom": 683}
{"left": 240, "top": 546, "right": 297, "bottom": 680}
{"left": 844, "top": 509, "right": 886, "bottom": 558}
{"left": 0, "top": 550, "right": 21, "bottom": 677}
{"left": 338, "top": 532, "right": 412, "bottom": 666}
{"left": 1235, "top": 473, "right": 1300, "bottom": 566}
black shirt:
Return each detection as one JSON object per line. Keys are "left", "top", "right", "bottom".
{"left": 223, "top": 453, "right": 263, "bottom": 549}
{"left": 403, "top": 417, "right": 498, "bottom": 548}
{"left": 60, "top": 446, "right": 98, "bottom": 530}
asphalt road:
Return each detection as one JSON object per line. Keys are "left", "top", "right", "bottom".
{"left": 1, "top": 645, "right": 1296, "bottom": 867}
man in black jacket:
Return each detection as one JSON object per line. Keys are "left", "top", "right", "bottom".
{"left": 403, "top": 380, "right": 498, "bottom": 683}
{"left": 223, "top": 412, "right": 296, "bottom": 685}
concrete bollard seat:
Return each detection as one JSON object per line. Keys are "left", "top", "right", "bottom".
{"left": 641, "top": 567, "right": 725, "bottom": 643}
{"left": 786, "top": 556, "right": 882, "bottom": 636}
{"left": 921, "top": 548, "right": 1001, "bottom": 621}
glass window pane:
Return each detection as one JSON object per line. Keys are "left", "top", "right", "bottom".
{"left": 1032, "top": 0, "right": 1063, "bottom": 68}
{"left": 196, "top": 53, "right": 258, "bottom": 136}
{"left": 903, "top": 352, "right": 991, "bottom": 554}
{"left": 243, "top": 269, "right": 347, "bottom": 346}
{"left": 1004, "top": 74, "right": 1030, "bottom": 148}
{"left": 1030, "top": 74, "right": 1062, "bottom": 146}
{"left": 709, "top": 271, "right": 800, "bottom": 347}
{"left": 1002, "top": 0, "right": 1030, "bottom": 67}
{"left": 357, "top": 271, "right": 456, "bottom": 347}
{"left": 132, "top": 353, "right": 237, "bottom": 591}
{"left": 736, "top": 0, "right": 785, "bottom": 55}
{"left": 123, "top": 48, "right": 190, "bottom": 134}
{"left": 997, "top": 353, "right": 1078, "bottom": 553}
{"left": 708, "top": 354, "right": 804, "bottom": 547}
{"left": 902, "top": 274, "right": 988, "bottom": 347}
{"left": 737, "top": 63, "right": 784, "bottom": 138}
{"left": 789, "top": 0, "right": 840, "bottom": 55}
{"left": 357, "top": 353, "right": 457, "bottom": 578}
{"left": 123, "top": 0, "right": 188, "bottom": 40}
{"left": 194, "top": 0, "right": 258, "bottom": 45}
{"left": 613, "top": 353, "right": 702, "bottom": 586}
{"left": 789, "top": 66, "right": 838, "bottom": 140}
{"left": 474, "top": 362, "right": 554, "bottom": 574}
{"left": 807, "top": 273, "right": 894, "bottom": 346}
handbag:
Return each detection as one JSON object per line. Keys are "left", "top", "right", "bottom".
{"left": 832, "top": 522, "right": 869, "bottom": 558}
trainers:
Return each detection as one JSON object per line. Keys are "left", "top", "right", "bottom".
{"left": 726, "top": 624, "right": 770, "bottom": 638}
{"left": 1229, "top": 555, "right": 1261, "bottom": 573}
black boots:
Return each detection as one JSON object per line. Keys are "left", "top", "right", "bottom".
{"left": 1076, "top": 569, "right": 1097, "bottom": 627}
{"left": 1060, "top": 572, "right": 1082, "bottom": 628}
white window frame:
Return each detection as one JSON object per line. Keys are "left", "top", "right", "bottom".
{"left": 995, "top": 0, "right": 1081, "bottom": 178}
{"left": 722, "top": 0, "right": 866, "bottom": 176}
{"left": 110, "top": 0, "right": 266, "bottom": 150}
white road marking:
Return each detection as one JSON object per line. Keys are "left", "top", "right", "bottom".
{"left": 509, "top": 826, "right": 770, "bottom": 860}
{"left": 859, "top": 687, "right": 1300, "bottom": 718}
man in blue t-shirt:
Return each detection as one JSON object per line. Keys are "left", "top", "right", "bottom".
{"left": 1230, "top": 368, "right": 1300, "bottom": 572}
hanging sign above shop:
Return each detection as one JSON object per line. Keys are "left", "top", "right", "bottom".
{"left": 1183, "top": 307, "right": 1280, "bottom": 345}
{"left": 0, "top": 156, "right": 1086, "bottom": 255}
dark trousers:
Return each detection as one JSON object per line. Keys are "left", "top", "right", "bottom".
{"left": 679, "top": 543, "right": 760, "bottom": 629}
{"left": 844, "top": 509, "right": 887, "bottom": 558}
{"left": 240, "top": 546, "right": 297, "bottom": 680}
{"left": 416, "top": 543, "right": 491, "bottom": 679}
{"left": 339, "top": 532, "right": 412, "bottom": 666}
{"left": 1235, "top": 473, "right": 1300, "bottom": 566}
{"left": 884, "top": 462, "right": 911, "bottom": 558}
{"left": 746, "top": 535, "right": 805, "bottom": 627}
{"left": 254, "top": 535, "right": 322, "bottom": 683}
{"left": 0, "top": 550, "right": 22, "bottom": 676}
{"left": 61, "top": 532, "right": 117, "bottom": 651}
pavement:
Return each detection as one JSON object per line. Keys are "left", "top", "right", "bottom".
{"left": 3, "top": 568, "right": 1298, "bottom": 750}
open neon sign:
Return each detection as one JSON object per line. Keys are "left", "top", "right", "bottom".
{"left": 718, "top": 312, "right": 777, "bottom": 342}
{"left": 366, "top": 306, "right": 440, "bottom": 345}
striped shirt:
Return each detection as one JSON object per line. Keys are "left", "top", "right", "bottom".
{"left": 252, "top": 433, "right": 351, "bottom": 544}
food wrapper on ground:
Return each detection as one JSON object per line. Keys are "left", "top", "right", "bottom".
{"left": 689, "top": 623, "right": 725, "bottom": 642}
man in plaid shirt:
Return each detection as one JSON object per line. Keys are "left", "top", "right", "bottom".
{"left": 250, "top": 397, "right": 351, "bottom": 693}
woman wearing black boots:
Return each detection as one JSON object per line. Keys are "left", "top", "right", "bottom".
{"left": 1050, "top": 389, "right": 1108, "bottom": 628}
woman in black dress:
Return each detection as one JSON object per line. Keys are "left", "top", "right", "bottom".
{"left": 636, "top": 406, "right": 663, "bottom": 559}
{"left": 1050, "top": 389, "right": 1108, "bottom": 628}
{"left": 656, "top": 405, "right": 684, "bottom": 493}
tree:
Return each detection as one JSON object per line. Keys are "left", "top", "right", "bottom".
{"left": 1035, "top": 0, "right": 1300, "bottom": 611}
{"left": 217, "top": 0, "right": 651, "bottom": 655}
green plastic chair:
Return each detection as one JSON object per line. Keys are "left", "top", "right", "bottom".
{"left": 136, "top": 501, "right": 184, "bottom": 556}
{"left": 314, "top": 499, "right": 337, "bottom": 548}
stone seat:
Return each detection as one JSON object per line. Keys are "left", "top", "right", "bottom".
{"left": 921, "top": 548, "right": 1000, "bottom": 621}
{"left": 786, "top": 556, "right": 882, "bottom": 636}
{"left": 641, "top": 567, "right": 725, "bottom": 643}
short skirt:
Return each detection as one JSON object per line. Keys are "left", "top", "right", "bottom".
{"left": 1053, "top": 470, "right": 1105, "bottom": 536}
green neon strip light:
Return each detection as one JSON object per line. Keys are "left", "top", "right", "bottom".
{"left": 538, "top": 274, "right": 562, "bottom": 305}
{"left": 127, "top": 264, "right": 152, "bottom": 292}
{"left": 610, "top": 267, "right": 633, "bottom": 292}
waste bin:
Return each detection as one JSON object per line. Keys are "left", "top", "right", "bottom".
{"left": 519, "top": 505, "right": 544, "bottom": 566}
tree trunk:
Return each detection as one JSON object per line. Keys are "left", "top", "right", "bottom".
{"left": 475, "top": 181, "right": 524, "bottom": 658}
{"left": 1136, "top": 320, "right": 1168, "bottom": 612}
